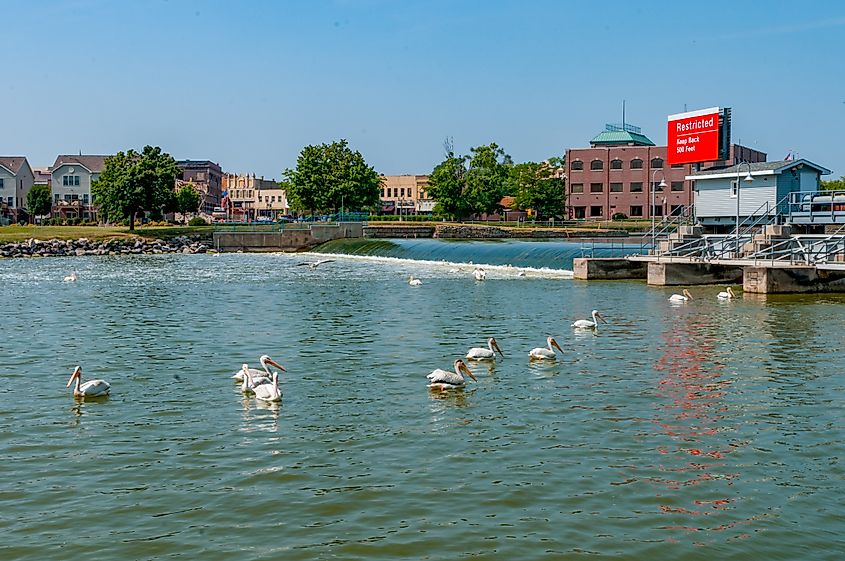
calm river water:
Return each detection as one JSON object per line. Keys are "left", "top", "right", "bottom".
{"left": 1, "top": 246, "right": 843, "bottom": 560}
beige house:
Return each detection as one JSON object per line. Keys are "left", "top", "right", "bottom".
{"left": 50, "top": 155, "right": 108, "bottom": 220}
{"left": 0, "top": 156, "right": 35, "bottom": 222}
{"left": 380, "top": 174, "right": 433, "bottom": 214}
{"left": 222, "top": 173, "right": 288, "bottom": 220}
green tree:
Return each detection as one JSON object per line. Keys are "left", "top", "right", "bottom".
{"left": 821, "top": 176, "right": 845, "bottom": 191}
{"left": 512, "top": 158, "right": 566, "bottom": 219}
{"left": 463, "top": 143, "right": 513, "bottom": 216}
{"left": 427, "top": 150, "right": 468, "bottom": 220}
{"left": 285, "top": 140, "right": 381, "bottom": 216}
{"left": 92, "top": 146, "right": 179, "bottom": 230}
{"left": 26, "top": 184, "right": 53, "bottom": 220}
{"left": 175, "top": 183, "right": 201, "bottom": 217}
{"left": 427, "top": 141, "right": 513, "bottom": 220}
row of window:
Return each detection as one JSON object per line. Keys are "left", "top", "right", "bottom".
{"left": 570, "top": 181, "right": 685, "bottom": 193}
{"left": 62, "top": 175, "right": 80, "bottom": 186}
{"left": 53, "top": 194, "right": 90, "bottom": 203}
{"left": 572, "top": 205, "right": 685, "bottom": 218}
{"left": 383, "top": 187, "right": 427, "bottom": 198}
{"left": 570, "top": 158, "right": 687, "bottom": 171}
{"left": 257, "top": 195, "right": 281, "bottom": 203}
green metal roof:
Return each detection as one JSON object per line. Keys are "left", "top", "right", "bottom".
{"left": 589, "top": 130, "right": 655, "bottom": 147}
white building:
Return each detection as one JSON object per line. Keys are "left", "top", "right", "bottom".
{"left": 50, "top": 155, "right": 108, "bottom": 220}
{"left": 689, "top": 159, "right": 830, "bottom": 229}
{"left": 0, "top": 156, "right": 35, "bottom": 223}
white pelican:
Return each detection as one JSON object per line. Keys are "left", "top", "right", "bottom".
{"left": 427, "top": 359, "right": 477, "bottom": 390}
{"left": 297, "top": 258, "right": 334, "bottom": 270}
{"left": 232, "top": 355, "right": 286, "bottom": 384}
{"left": 63, "top": 272, "right": 78, "bottom": 282}
{"left": 529, "top": 336, "right": 563, "bottom": 360}
{"left": 473, "top": 267, "right": 487, "bottom": 281}
{"left": 66, "top": 366, "right": 110, "bottom": 397}
{"left": 240, "top": 364, "right": 255, "bottom": 394}
{"left": 717, "top": 287, "right": 736, "bottom": 300}
{"left": 408, "top": 275, "right": 422, "bottom": 286}
{"left": 572, "top": 310, "right": 607, "bottom": 330}
{"left": 668, "top": 289, "right": 693, "bottom": 302}
{"left": 253, "top": 371, "right": 282, "bottom": 402}
{"left": 466, "top": 337, "right": 504, "bottom": 360}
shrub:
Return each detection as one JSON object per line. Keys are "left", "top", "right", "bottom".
{"left": 612, "top": 213, "right": 629, "bottom": 220}
{"left": 188, "top": 216, "right": 208, "bottom": 226}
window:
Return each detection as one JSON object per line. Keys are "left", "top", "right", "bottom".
{"left": 590, "top": 160, "right": 604, "bottom": 171}
{"left": 590, "top": 206, "right": 603, "bottom": 217}
{"left": 570, "top": 160, "right": 583, "bottom": 171}
{"left": 630, "top": 182, "right": 643, "bottom": 192}
{"left": 381, "top": 189, "right": 385, "bottom": 197}
{"left": 652, "top": 181, "right": 664, "bottom": 192}
{"left": 651, "top": 158, "right": 664, "bottom": 168}
{"left": 400, "top": 188, "right": 405, "bottom": 197}
{"left": 0, "top": 178, "right": 4, "bottom": 188}
{"left": 670, "top": 205, "right": 684, "bottom": 216}
{"left": 197, "top": 172, "right": 206, "bottom": 180}
{"left": 610, "top": 159, "right": 622, "bottom": 170}
{"left": 590, "top": 183, "right": 603, "bottom": 193}
{"left": 630, "top": 158, "right": 643, "bottom": 169}
{"left": 629, "top": 205, "right": 643, "bottom": 217}
{"left": 610, "top": 182, "right": 623, "bottom": 192}
{"left": 652, "top": 205, "right": 664, "bottom": 217}
{"left": 571, "top": 183, "right": 584, "bottom": 193}
{"left": 82, "top": 194, "right": 89, "bottom": 204}
{"left": 671, "top": 181, "right": 684, "bottom": 192}
{"left": 6, "top": 196, "right": 12, "bottom": 206}
{"left": 730, "top": 180, "right": 738, "bottom": 198}
{"left": 54, "top": 194, "right": 60, "bottom": 203}
{"left": 573, "top": 206, "right": 586, "bottom": 219}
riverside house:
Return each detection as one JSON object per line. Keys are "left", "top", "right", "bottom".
{"left": 0, "top": 156, "right": 35, "bottom": 223}
{"left": 50, "top": 154, "right": 108, "bottom": 221}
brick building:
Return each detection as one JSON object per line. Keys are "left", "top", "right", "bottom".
{"left": 565, "top": 124, "right": 765, "bottom": 220}
{"left": 379, "top": 175, "right": 433, "bottom": 214}
{"left": 177, "top": 160, "right": 223, "bottom": 214}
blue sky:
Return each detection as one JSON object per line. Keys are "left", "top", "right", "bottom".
{"left": 3, "top": 0, "right": 844, "bottom": 178}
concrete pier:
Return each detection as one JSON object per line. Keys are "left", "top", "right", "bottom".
{"left": 744, "top": 265, "right": 845, "bottom": 294}
{"left": 647, "top": 261, "right": 744, "bottom": 286}
{"left": 573, "top": 258, "right": 647, "bottom": 280}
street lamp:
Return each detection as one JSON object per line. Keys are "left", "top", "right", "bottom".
{"left": 651, "top": 170, "right": 667, "bottom": 253}
{"left": 735, "top": 161, "right": 754, "bottom": 255}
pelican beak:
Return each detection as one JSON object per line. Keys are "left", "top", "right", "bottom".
{"left": 598, "top": 313, "right": 608, "bottom": 324}
{"left": 494, "top": 341, "right": 504, "bottom": 357}
{"left": 267, "top": 359, "right": 286, "bottom": 372}
{"left": 66, "top": 367, "right": 80, "bottom": 387}
{"left": 461, "top": 362, "right": 478, "bottom": 382}
{"left": 551, "top": 339, "right": 563, "bottom": 352}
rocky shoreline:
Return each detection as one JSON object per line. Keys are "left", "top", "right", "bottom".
{"left": 0, "top": 235, "right": 214, "bottom": 259}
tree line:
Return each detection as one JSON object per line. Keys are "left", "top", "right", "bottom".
{"left": 24, "top": 139, "right": 567, "bottom": 228}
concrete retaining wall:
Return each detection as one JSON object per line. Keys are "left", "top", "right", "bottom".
{"left": 744, "top": 266, "right": 845, "bottom": 293}
{"left": 213, "top": 223, "right": 363, "bottom": 252}
{"left": 573, "top": 258, "right": 648, "bottom": 280}
{"left": 648, "top": 262, "right": 744, "bottom": 286}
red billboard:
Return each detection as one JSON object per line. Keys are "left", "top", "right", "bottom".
{"left": 667, "top": 107, "right": 721, "bottom": 165}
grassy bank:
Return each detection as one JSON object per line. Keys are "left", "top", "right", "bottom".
{"left": 0, "top": 225, "right": 213, "bottom": 244}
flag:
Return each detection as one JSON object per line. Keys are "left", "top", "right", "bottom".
{"left": 783, "top": 152, "right": 792, "bottom": 161}
{"left": 221, "top": 190, "right": 230, "bottom": 208}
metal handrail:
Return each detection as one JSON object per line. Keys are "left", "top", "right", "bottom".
{"left": 787, "top": 189, "right": 845, "bottom": 224}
